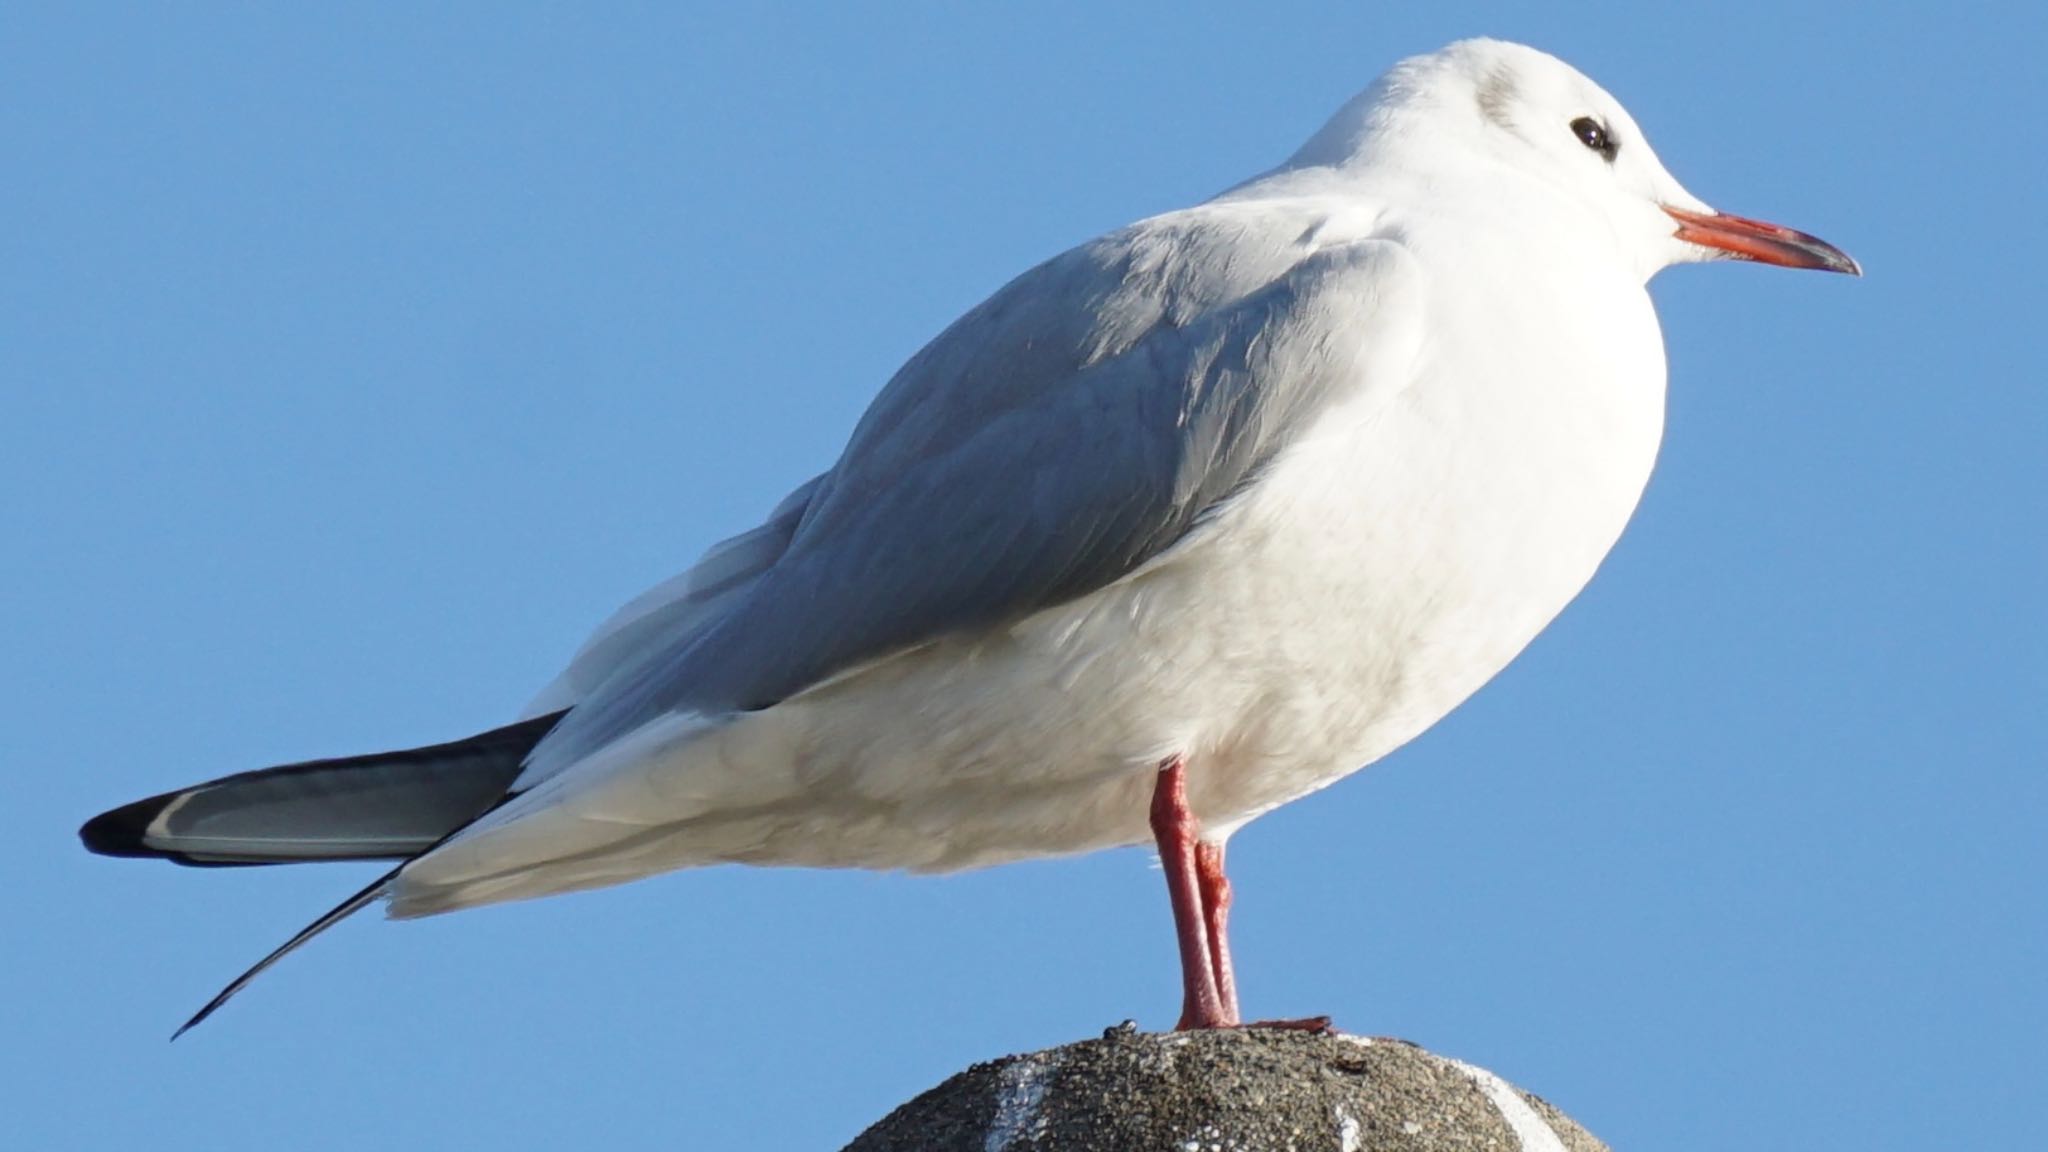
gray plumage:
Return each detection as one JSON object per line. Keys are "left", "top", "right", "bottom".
{"left": 519, "top": 215, "right": 1408, "bottom": 789}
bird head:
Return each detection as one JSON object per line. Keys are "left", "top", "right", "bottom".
{"left": 1290, "top": 39, "right": 1860, "bottom": 282}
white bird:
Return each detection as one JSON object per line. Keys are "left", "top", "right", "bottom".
{"left": 82, "top": 38, "right": 1856, "bottom": 1036}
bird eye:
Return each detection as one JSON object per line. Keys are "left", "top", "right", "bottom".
{"left": 1570, "top": 116, "right": 1617, "bottom": 162}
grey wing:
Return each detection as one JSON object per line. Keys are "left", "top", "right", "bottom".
{"left": 522, "top": 221, "right": 1425, "bottom": 786}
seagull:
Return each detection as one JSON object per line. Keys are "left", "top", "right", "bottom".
{"left": 81, "top": 38, "right": 1857, "bottom": 1036}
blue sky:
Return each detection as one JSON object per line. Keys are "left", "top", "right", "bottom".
{"left": 3, "top": 4, "right": 2041, "bottom": 1149}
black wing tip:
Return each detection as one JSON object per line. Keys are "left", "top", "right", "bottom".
{"left": 79, "top": 793, "right": 174, "bottom": 859}
{"left": 79, "top": 791, "right": 272, "bottom": 868}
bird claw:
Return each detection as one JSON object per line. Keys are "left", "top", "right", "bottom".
{"left": 1173, "top": 1013, "right": 1336, "bottom": 1034}
{"left": 1239, "top": 1015, "right": 1336, "bottom": 1035}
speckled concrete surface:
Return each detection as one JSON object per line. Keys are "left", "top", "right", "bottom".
{"left": 844, "top": 1026, "right": 1608, "bottom": 1152}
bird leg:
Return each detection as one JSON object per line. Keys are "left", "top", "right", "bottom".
{"left": 1152, "top": 756, "right": 1336, "bottom": 1034}
{"left": 1151, "top": 755, "right": 1237, "bottom": 1029}
{"left": 1193, "top": 839, "right": 1239, "bottom": 1023}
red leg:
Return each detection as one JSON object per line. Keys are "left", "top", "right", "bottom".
{"left": 1193, "top": 840, "right": 1239, "bottom": 1023}
{"left": 1152, "top": 758, "right": 1335, "bottom": 1034}
{"left": 1150, "top": 756, "right": 1236, "bottom": 1029}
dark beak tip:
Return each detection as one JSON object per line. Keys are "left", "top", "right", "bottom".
{"left": 1786, "top": 241, "right": 1862, "bottom": 278}
{"left": 1811, "top": 241, "right": 1864, "bottom": 277}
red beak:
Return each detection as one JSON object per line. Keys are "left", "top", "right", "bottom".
{"left": 1664, "top": 206, "right": 1861, "bottom": 276}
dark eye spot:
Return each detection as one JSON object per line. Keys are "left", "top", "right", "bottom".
{"left": 1570, "top": 116, "right": 1617, "bottom": 162}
